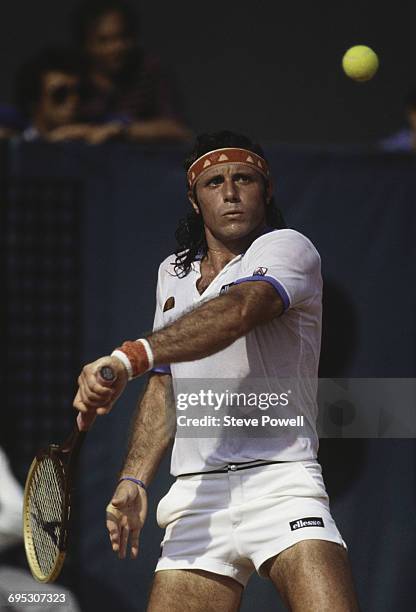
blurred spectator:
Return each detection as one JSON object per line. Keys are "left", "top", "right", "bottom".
{"left": 15, "top": 47, "right": 125, "bottom": 144}
{"left": 380, "top": 88, "right": 416, "bottom": 152}
{"left": 15, "top": 47, "right": 85, "bottom": 142}
{"left": 71, "top": 0, "right": 192, "bottom": 142}
{"left": 0, "top": 447, "right": 23, "bottom": 553}
{"left": 0, "top": 446, "right": 81, "bottom": 611}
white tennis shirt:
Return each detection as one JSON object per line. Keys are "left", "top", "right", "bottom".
{"left": 152, "top": 229, "right": 322, "bottom": 476}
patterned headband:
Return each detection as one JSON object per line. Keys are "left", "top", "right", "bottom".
{"left": 187, "top": 147, "right": 271, "bottom": 190}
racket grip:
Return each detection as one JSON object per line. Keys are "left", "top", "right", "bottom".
{"left": 98, "top": 365, "right": 117, "bottom": 384}
{"left": 76, "top": 366, "right": 117, "bottom": 432}
{"left": 77, "top": 410, "right": 97, "bottom": 432}
{"left": 76, "top": 366, "right": 118, "bottom": 431}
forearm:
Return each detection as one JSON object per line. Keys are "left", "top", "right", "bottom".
{"left": 113, "top": 283, "right": 282, "bottom": 379}
{"left": 120, "top": 374, "right": 174, "bottom": 485}
{"left": 149, "top": 292, "right": 247, "bottom": 366}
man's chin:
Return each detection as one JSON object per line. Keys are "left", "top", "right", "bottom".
{"left": 217, "top": 221, "right": 258, "bottom": 242}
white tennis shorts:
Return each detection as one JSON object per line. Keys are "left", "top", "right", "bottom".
{"left": 155, "top": 460, "right": 346, "bottom": 587}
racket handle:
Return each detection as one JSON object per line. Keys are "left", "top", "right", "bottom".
{"left": 76, "top": 366, "right": 117, "bottom": 432}
{"left": 77, "top": 410, "right": 96, "bottom": 431}
{"left": 94, "top": 365, "right": 117, "bottom": 419}
{"left": 98, "top": 365, "right": 117, "bottom": 384}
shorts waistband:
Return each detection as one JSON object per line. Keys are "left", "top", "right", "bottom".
{"left": 177, "top": 460, "right": 288, "bottom": 478}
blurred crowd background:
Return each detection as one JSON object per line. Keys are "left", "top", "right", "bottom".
{"left": 0, "top": 0, "right": 416, "bottom": 148}
{"left": 1, "top": 2, "right": 415, "bottom": 611}
{"left": 0, "top": 0, "right": 191, "bottom": 145}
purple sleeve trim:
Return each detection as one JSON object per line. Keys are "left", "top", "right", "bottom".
{"left": 233, "top": 274, "right": 291, "bottom": 310}
{"left": 152, "top": 364, "right": 171, "bottom": 374}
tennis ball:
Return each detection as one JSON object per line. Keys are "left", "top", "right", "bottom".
{"left": 342, "top": 45, "right": 379, "bottom": 82}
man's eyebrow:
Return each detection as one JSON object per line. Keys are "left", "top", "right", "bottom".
{"left": 204, "top": 172, "right": 224, "bottom": 181}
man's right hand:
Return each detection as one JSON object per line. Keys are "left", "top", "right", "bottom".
{"left": 106, "top": 480, "right": 148, "bottom": 559}
{"left": 73, "top": 355, "right": 128, "bottom": 416}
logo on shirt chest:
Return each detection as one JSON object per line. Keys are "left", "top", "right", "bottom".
{"left": 253, "top": 267, "right": 268, "bottom": 276}
{"left": 163, "top": 296, "right": 175, "bottom": 312}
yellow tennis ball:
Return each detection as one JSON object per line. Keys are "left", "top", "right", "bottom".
{"left": 342, "top": 45, "right": 379, "bottom": 82}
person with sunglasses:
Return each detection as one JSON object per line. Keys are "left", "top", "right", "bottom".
{"left": 73, "top": 131, "right": 360, "bottom": 611}
{"left": 14, "top": 47, "right": 127, "bottom": 144}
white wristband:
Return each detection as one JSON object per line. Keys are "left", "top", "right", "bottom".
{"left": 137, "top": 337, "right": 154, "bottom": 370}
{"left": 111, "top": 349, "right": 133, "bottom": 380}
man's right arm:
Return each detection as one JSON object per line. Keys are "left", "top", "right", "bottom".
{"left": 120, "top": 372, "right": 175, "bottom": 485}
{"left": 106, "top": 372, "right": 174, "bottom": 559}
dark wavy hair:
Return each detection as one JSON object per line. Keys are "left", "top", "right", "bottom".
{"left": 174, "top": 130, "right": 286, "bottom": 277}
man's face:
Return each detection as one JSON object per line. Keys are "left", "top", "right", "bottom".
{"left": 36, "top": 71, "right": 80, "bottom": 130}
{"left": 85, "top": 10, "right": 134, "bottom": 75}
{"left": 191, "top": 163, "right": 269, "bottom": 243}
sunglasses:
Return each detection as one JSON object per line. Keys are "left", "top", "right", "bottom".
{"left": 48, "top": 84, "right": 81, "bottom": 105}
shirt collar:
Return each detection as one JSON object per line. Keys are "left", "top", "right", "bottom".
{"left": 194, "top": 226, "right": 275, "bottom": 262}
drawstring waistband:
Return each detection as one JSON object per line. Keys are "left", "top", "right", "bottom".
{"left": 177, "top": 459, "right": 288, "bottom": 478}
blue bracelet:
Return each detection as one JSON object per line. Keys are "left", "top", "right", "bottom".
{"left": 118, "top": 476, "right": 147, "bottom": 491}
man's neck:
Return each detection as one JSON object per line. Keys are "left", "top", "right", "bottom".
{"left": 203, "top": 222, "right": 269, "bottom": 275}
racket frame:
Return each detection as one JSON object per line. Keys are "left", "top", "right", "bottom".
{"left": 23, "top": 428, "right": 86, "bottom": 582}
{"left": 23, "top": 366, "right": 115, "bottom": 582}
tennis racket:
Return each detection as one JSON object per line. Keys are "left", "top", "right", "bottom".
{"left": 23, "top": 365, "right": 116, "bottom": 582}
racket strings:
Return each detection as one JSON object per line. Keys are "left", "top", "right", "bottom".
{"left": 28, "top": 456, "right": 65, "bottom": 576}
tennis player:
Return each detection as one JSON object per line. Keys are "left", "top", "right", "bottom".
{"left": 74, "top": 131, "right": 360, "bottom": 611}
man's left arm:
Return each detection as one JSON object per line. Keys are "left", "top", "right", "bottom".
{"left": 148, "top": 281, "right": 283, "bottom": 365}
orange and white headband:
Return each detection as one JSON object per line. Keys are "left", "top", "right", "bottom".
{"left": 187, "top": 147, "right": 271, "bottom": 190}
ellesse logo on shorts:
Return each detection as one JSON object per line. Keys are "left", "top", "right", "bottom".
{"left": 289, "top": 517, "right": 325, "bottom": 531}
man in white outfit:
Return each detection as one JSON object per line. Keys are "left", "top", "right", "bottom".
{"left": 74, "top": 131, "right": 360, "bottom": 611}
